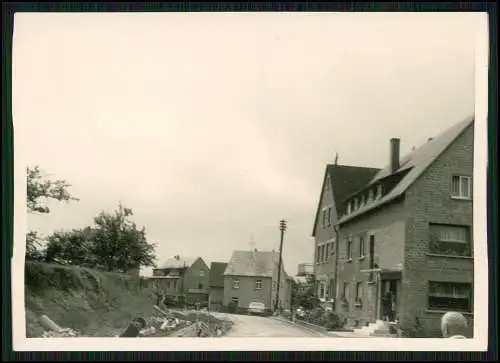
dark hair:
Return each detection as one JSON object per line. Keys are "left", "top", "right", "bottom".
{"left": 133, "top": 317, "right": 147, "bottom": 329}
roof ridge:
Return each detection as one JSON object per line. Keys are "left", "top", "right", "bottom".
{"left": 339, "top": 117, "right": 473, "bottom": 224}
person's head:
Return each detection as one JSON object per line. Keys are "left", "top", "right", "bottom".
{"left": 133, "top": 317, "right": 147, "bottom": 330}
{"left": 441, "top": 311, "right": 468, "bottom": 338}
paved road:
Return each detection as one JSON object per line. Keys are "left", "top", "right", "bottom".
{"left": 211, "top": 313, "right": 329, "bottom": 337}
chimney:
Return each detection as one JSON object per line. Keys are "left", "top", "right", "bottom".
{"left": 390, "top": 138, "right": 400, "bottom": 173}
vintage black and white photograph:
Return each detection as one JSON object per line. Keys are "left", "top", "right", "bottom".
{"left": 12, "top": 11, "right": 488, "bottom": 351}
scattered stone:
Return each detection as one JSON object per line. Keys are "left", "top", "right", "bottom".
{"left": 139, "top": 327, "right": 157, "bottom": 336}
{"left": 41, "top": 328, "right": 78, "bottom": 338}
{"left": 39, "top": 315, "right": 63, "bottom": 332}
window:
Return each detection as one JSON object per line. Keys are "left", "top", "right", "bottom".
{"left": 330, "top": 241, "right": 335, "bottom": 256}
{"left": 347, "top": 239, "right": 353, "bottom": 260}
{"left": 359, "top": 236, "right": 365, "bottom": 258}
{"left": 325, "top": 243, "right": 330, "bottom": 260}
{"left": 316, "top": 246, "right": 321, "bottom": 263}
{"left": 322, "top": 209, "right": 327, "bottom": 227}
{"left": 173, "top": 280, "right": 177, "bottom": 289}
{"left": 451, "top": 175, "right": 472, "bottom": 199}
{"left": 232, "top": 278, "right": 240, "bottom": 289}
{"left": 360, "top": 195, "right": 365, "bottom": 207}
{"left": 368, "top": 189, "right": 374, "bottom": 203}
{"left": 327, "top": 207, "right": 332, "bottom": 226}
{"left": 346, "top": 201, "right": 352, "bottom": 215}
{"left": 319, "top": 281, "right": 325, "bottom": 299}
{"left": 353, "top": 198, "right": 359, "bottom": 211}
{"left": 376, "top": 184, "right": 383, "bottom": 199}
{"left": 255, "top": 279, "right": 262, "bottom": 290}
{"left": 342, "top": 282, "right": 349, "bottom": 299}
{"left": 429, "top": 224, "right": 472, "bottom": 256}
{"left": 199, "top": 269, "right": 205, "bottom": 277}
{"left": 428, "top": 282, "right": 472, "bottom": 312}
{"left": 321, "top": 245, "right": 325, "bottom": 262}
{"left": 355, "top": 282, "right": 363, "bottom": 304}
{"left": 231, "top": 297, "right": 239, "bottom": 304}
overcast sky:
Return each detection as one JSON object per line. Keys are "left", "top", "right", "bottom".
{"left": 14, "top": 12, "right": 479, "bottom": 275}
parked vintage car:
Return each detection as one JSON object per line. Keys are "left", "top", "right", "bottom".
{"left": 248, "top": 302, "right": 266, "bottom": 315}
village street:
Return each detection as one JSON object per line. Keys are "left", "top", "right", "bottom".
{"left": 208, "top": 313, "right": 330, "bottom": 337}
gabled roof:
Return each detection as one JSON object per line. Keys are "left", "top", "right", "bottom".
{"left": 209, "top": 262, "right": 228, "bottom": 288}
{"left": 339, "top": 117, "right": 474, "bottom": 224}
{"left": 224, "top": 250, "right": 277, "bottom": 277}
{"left": 157, "top": 257, "right": 198, "bottom": 269}
{"left": 312, "top": 164, "right": 380, "bottom": 236}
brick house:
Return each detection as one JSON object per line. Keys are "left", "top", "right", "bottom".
{"left": 152, "top": 255, "right": 210, "bottom": 306}
{"left": 334, "top": 117, "right": 474, "bottom": 337}
{"left": 311, "top": 163, "right": 379, "bottom": 303}
{"left": 223, "top": 249, "right": 293, "bottom": 313}
{"left": 208, "top": 262, "right": 228, "bottom": 312}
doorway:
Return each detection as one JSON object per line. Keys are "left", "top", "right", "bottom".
{"left": 380, "top": 279, "right": 400, "bottom": 320}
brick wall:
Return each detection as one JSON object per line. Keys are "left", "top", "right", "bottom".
{"left": 313, "top": 173, "right": 337, "bottom": 297}
{"left": 336, "top": 201, "right": 408, "bottom": 327}
{"left": 223, "top": 276, "right": 273, "bottom": 309}
{"left": 182, "top": 258, "right": 210, "bottom": 293}
{"left": 402, "top": 124, "right": 474, "bottom": 337}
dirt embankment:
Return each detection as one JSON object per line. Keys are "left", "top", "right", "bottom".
{"left": 25, "top": 261, "right": 157, "bottom": 337}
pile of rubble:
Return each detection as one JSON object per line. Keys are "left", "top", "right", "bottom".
{"left": 38, "top": 315, "right": 79, "bottom": 338}
{"left": 36, "top": 305, "right": 233, "bottom": 338}
{"left": 174, "top": 311, "right": 233, "bottom": 337}
{"left": 137, "top": 305, "right": 191, "bottom": 336}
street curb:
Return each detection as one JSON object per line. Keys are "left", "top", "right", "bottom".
{"left": 272, "top": 316, "right": 329, "bottom": 336}
{"left": 273, "top": 317, "right": 376, "bottom": 338}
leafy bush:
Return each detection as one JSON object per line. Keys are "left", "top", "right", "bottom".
{"left": 227, "top": 300, "right": 238, "bottom": 314}
{"left": 324, "top": 312, "right": 344, "bottom": 331}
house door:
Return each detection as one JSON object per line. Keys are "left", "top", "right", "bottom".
{"left": 380, "top": 279, "right": 400, "bottom": 320}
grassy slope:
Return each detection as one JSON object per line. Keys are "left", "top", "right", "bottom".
{"left": 25, "top": 261, "right": 156, "bottom": 337}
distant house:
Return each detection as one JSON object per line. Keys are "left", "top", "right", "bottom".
{"left": 297, "top": 263, "right": 314, "bottom": 277}
{"left": 223, "top": 249, "right": 293, "bottom": 313}
{"left": 334, "top": 117, "right": 474, "bottom": 336}
{"left": 311, "top": 163, "right": 379, "bottom": 302}
{"left": 208, "top": 262, "right": 228, "bottom": 312}
{"left": 152, "top": 255, "right": 210, "bottom": 306}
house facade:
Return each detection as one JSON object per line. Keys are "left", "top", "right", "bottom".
{"left": 208, "top": 262, "right": 228, "bottom": 312}
{"left": 152, "top": 255, "right": 210, "bottom": 306}
{"left": 223, "top": 250, "right": 293, "bottom": 313}
{"left": 334, "top": 118, "right": 474, "bottom": 337}
{"left": 297, "top": 263, "right": 314, "bottom": 277}
{"left": 311, "top": 164, "right": 379, "bottom": 303}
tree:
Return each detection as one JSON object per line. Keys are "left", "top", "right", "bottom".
{"left": 26, "top": 166, "right": 78, "bottom": 260}
{"left": 27, "top": 166, "right": 78, "bottom": 214}
{"left": 292, "top": 275, "right": 320, "bottom": 311}
{"left": 44, "top": 227, "right": 95, "bottom": 266}
{"left": 91, "top": 204, "right": 157, "bottom": 272}
{"left": 25, "top": 230, "right": 45, "bottom": 261}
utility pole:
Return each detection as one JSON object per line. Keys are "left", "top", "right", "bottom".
{"left": 274, "top": 219, "right": 287, "bottom": 313}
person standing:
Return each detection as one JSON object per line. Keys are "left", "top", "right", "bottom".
{"left": 382, "top": 291, "right": 393, "bottom": 322}
{"left": 390, "top": 295, "right": 396, "bottom": 322}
